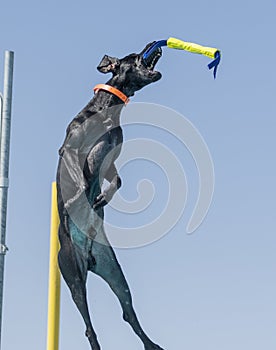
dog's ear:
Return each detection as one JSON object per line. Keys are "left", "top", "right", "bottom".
{"left": 97, "top": 55, "right": 119, "bottom": 74}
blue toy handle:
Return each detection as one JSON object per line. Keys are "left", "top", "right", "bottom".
{"left": 143, "top": 40, "right": 167, "bottom": 60}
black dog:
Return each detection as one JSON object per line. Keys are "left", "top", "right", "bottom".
{"left": 56, "top": 42, "right": 164, "bottom": 350}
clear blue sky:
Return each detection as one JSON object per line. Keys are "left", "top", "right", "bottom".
{"left": 0, "top": 0, "right": 275, "bottom": 349}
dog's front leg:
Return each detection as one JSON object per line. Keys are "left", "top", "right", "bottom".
{"left": 93, "top": 163, "right": 121, "bottom": 209}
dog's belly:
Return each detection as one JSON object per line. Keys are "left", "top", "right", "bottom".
{"left": 66, "top": 130, "right": 122, "bottom": 256}
{"left": 57, "top": 125, "right": 123, "bottom": 255}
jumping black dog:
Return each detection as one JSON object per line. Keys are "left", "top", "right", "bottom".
{"left": 56, "top": 42, "right": 164, "bottom": 350}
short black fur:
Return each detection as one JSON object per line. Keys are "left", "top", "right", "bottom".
{"left": 56, "top": 42, "right": 164, "bottom": 350}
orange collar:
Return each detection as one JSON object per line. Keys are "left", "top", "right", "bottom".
{"left": 93, "top": 84, "right": 129, "bottom": 105}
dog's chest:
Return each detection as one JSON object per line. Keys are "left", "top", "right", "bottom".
{"left": 107, "top": 126, "right": 123, "bottom": 149}
{"left": 104, "top": 126, "right": 123, "bottom": 164}
{"left": 87, "top": 126, "right": 123, "bottom": 174}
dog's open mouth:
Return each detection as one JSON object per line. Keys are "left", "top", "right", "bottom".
{"left": 143, "top": 47, "right": 162, "bottom": 71}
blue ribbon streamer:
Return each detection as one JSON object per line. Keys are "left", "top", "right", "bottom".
{"left": 207, "top": 50, "right": 221, "bottom": 79}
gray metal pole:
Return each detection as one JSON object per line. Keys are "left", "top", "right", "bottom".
{"left": 0, "top": 94, "right": 3, "bottom": 147}
{"left": 0, "top": 51, "right": 14, "bottom": 348}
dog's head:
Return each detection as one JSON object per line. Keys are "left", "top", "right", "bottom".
{"left": 97, "top": 42, "right": 162, "bottom": 96}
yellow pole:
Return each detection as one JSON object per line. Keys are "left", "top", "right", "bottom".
{"left": 46, "top": 182, "right": 61, "bottom": 350}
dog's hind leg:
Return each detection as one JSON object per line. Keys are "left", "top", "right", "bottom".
{"left": 90, "top": 231, "right": 164, "bottom": 350}
{"left": 58, "top": 225, "right": 101, "bottom": 350}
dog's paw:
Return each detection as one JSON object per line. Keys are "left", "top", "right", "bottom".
{"left": 145, "top": 344, "right": 164, "bottom": 350}
{"left": 93, "top": 193, "right": 108, "bottom": 210}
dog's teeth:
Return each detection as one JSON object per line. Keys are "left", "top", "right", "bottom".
{"left": 145, "top": 49, "right": 161, "bottom": 71}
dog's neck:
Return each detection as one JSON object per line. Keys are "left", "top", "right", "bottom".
{"left": 95, "top": 77, "right": 133, "bottom": 102}
{"left": 90, "top": 76, "right": 135, "bottom": 126}
{"left": 106, "top": 76, "right": 136, "bottom": 98}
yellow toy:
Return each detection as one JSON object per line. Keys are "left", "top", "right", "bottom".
{"left": 143, "top": 36, "right": 221, "bottom": 78}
